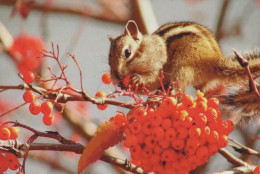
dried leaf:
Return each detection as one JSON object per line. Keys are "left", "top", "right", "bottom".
{"left": 78, "top": 119, "right": 124, "bottom": 173}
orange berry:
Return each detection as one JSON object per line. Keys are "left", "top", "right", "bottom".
{"left": 114, "top": 113, "right": 128, "bottom": 126}
{"left": 207, "top": 130, "right": 219, "bottom": 143}
{"left": 161, "top": 149, "right": 176, "bottom": 162}
{"left": 134, "top": 107, "right": 147, "bottom": 122}
{"left": 206, "top": 107, "right": 218, "bottom": 120}
{"left": 143, "top": 120, "right": 153, "bottom": 135}
{"left": 171, "top": 138, "right": 185, "bottom": 150}
{"left": 207, "top": 143, "right": 218, "bottom": 155}
{"left": 5, "top": 153, "right": 19, "bottom": 170}
{"left": 97, "top": 104, "right": 108, "bottom": 110}
{"left": 188, "top": 126, "right": 201, "bottom": 139}
{"left": 194, "top": 113, "right": 207, "bottom": 128}
{"left": 141, "top": 147, "right": 153, "bottom": 158}
{"left": 182, "top": 94, "right": 195, "bottom": 108}
{"left": 95, "top": 91, "right": 106, "bottom": 97}
{"left": 176, "top": 127, "right": 188, "bottom": 139}
{"left": 40, "top": 101, "right": 53, "bottom": 115}
{"left": 145, "top": 136, "right": 157, "bottom": 148}
{"left": 207, "top": 98, "right": 219, "bottom": 108}
{"left": 254, "top": 166, "right": 260, "bottom": 174}
{"left": 151, "top": 114, "right": 163, "bottom": 127}
{"left": 43, "top": 113, "right": 54, "bottom": 126}
{"left": 129, "top": 121, "right": 142, "bottom": 134}
{"left": 180, "top": 116, "right": 192, "bottom": 128}
{"left": 153, "top": 145, "right": 163, "bottom": 154}
{"left": 22, "top": 70, "right": 35, "bottom": 84}
{"left": 0, "top": 127, "right": 11, "bottom": 140}
{"left": 218, "top": 134, "right": 228, "bottom": 148}
{"left": 179, "top": 110, "right": 189, "bottom": 121}
{"left": 195, "top": 101, "right": 207, "bottom": 113}
{"left": 165, "top": 128, "right": 177, "bottom": 141}
{"left": 196, "top": 90, "right": 204, "bottom": 98}
{"left": 23, "top": 90, "right": 35, "bottom": 103}
{"left": 161, "top": 119, "right": 172, "bottom": 129}
{"left": 9, "top": 127, "right": 20, "bottom": 139}
{"left": 152, "top": 127, "right": 165, "bottom": 140}
{"left": 159, "top": 138, "right": 170, "bottom": 149}
{"left": 130, "top": 145, "right": 142, "bottom": 160}
{"left": 29, "top": 101, "right": 41, "bottom": 115}
{"left": 124, "top": 135, "right": 137, "bottom": 148}
{"left": 227, "top": 120, "right": 234, "bottom": 133}
{"left": 101, "top": 72, "right": 112, "bottom": 85}
{"left": 122, "top": 73, "right": 131, "bottom": 87}
{"left": 195, "top": 145, "right": 209, "bottom": 159}
{"left": 136, "top": 132, "right": 145, "bottom": 144}
{"left": 0, "top": 154, "right": 8, "bottom": 172}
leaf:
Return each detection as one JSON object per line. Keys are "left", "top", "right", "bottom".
{"left": 78, "top": 119, "right": 124, "bottom": 174}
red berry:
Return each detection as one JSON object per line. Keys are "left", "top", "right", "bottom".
{"left": 22, "top": 70, "right": 35, "bottom": 84}
{"left": 23, "top": 90, "right": 35, "bottom": 103}
{"left": 207, "top": 98, "right": 219, "bottom": 108}
{"left": 95, "top": 91, "right": 108, "bottom": 110}
{"left": 188, "top": 126, "right": 201, "bottom": 139}
{"left": 0, "top": 127, "right": 11, "bottom": 140}
{"left": 43, "top": 113, "right": 54, "bottom": 126}
{"left": 145, "top": 136, "right": 157, "bottom": 148}
{"left": 101, "top": 72, "right": 112, "bottom": 84}
{"left": 122, "top": 73, "right": 131, "bottom": 87}
{"left": 207, "top": 130, "right": 219, "bottom": 143}
{"left": 114, "top": 113, "right": 128, "bottom": 127}
{"left": 40, "top": 101, "right": 53, "bottom": 115}
{"left": 29, "top": 101, "right": 41, "bottom": 115}
{"left": 218, "top": 134, "right": 228, "bottom": 148}
{"left": 254, "top": 166, "right": 260, "bottom": 174}
{"left": 97, "top": 104, "right": 108, "bottom": 110}
{"left": 124, "top": 135, "right": 138, "bottom": 148}
{"left": 171, "top": 138, "right": 185, "bottom": 150}
{"left": 195, "top": 101, "right": 207, "bottom": 113}
{"left": 194, "top": 113, "right": 207, "bottom": 128}
{"left": 152, "top": 127, "right": 165, "bottom": 140}
{"left": 0, "top": 154, "right": 8, "bottom": 172}
{"left": 182, "top": 94, "right": 195, "bottom": 108}
{"left": 6, "top": 153, "right": 20, "bottom": 170}
{"left": 129, "top": 121, "right": 142, "bottom": 134}
{"left": 134, "top": 107, "right": 147, "bottom": 122}
{"left": 95, "top": 91, "right": 106, "bottom": 97}
{"left": 9, "top": 127, "right": 20, "bottom": 139}
{"left": 161, "top": 119, "right": 172, "bottom": 129}
{"left": 165, "top": 128, "right": 177, "bottom": 141}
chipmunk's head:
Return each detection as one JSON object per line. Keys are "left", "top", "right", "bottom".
{"left": 108, "top": 20, "right": 143, "bottom": 88}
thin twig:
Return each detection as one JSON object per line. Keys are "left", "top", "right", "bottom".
{"left": 228, "top": 137, "right": 260, "bottom": 156}
{"left": 233, "top": 49, "right": 260, "bottom": 99}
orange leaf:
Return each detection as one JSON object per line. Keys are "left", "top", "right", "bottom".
{"left": 78, "top": 119, "right": 124, "bottom": 174}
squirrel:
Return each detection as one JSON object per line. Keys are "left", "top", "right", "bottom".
{"left": 108, "top": 20, "right": 260, "bottom": 116}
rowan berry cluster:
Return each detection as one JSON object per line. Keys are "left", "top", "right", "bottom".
{"left": 123, "top": 91, "right": 233, "bottom": 174}
{"left": 0, "top": 152, "right": 22, "bottom": 173}
{"left": 9, "top": 34, "right": 44, "bottom": 84}
{"left": 23, "top": 90, "right": 54, "bottom": 126}
{"left": 0, "top": 126, "right": 21, "bottom": 173}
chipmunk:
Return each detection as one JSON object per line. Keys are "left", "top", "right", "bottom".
{"left": 108, "top": 20, "right": 260, "bottom": 116}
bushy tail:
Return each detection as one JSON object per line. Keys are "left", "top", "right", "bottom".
{"left": 206, "top": 48, "right": 260, "bottom": 117}
{"left": 218, "top": 76, "right": 260, "bottom": 117}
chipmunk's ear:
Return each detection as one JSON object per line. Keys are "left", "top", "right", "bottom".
{"left": 107, "top": 35, "right": 114, "bottom": 42}
{"left": 124, "top": 20, "right": 142, "bottom": 41}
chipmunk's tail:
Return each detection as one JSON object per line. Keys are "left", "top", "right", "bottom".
{"left": 205, "top": 48, "right": 260, "bottom": 117}
{"left": 217, "top": 76, "right": 260, "bottom": 117}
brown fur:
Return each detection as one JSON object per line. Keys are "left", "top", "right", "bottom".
{"left": 108, "top": 20, "right": 260, "bottom": 115}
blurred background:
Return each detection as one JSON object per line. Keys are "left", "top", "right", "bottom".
{"left": 0, "top": 0, "right": 260, "bottom": 173}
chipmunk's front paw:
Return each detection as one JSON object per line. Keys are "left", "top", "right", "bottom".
{"left": 131, "top": 73, "right": 144, "bottom": 87}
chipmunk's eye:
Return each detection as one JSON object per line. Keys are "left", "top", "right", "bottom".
{"left": 124, "top": 49, "right": 131, "bottom": 58}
